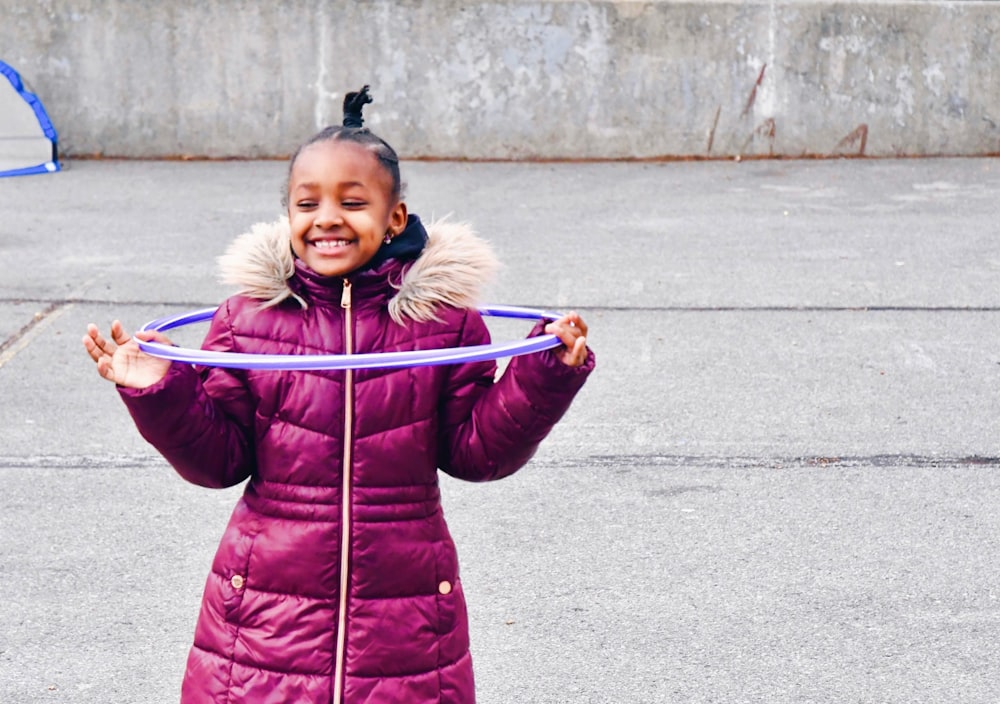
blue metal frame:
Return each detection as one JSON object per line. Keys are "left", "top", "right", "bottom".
{"left": 0, "top": 59, "right": 60, "bottom": 177}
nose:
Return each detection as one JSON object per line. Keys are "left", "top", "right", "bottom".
{"left": 314, "top": 203, "right": 343, "bottom": 229}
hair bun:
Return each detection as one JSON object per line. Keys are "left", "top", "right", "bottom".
{"left": 343, "top": 85, "right": 373, "bottom": 128}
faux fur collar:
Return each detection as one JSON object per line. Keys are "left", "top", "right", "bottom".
{"left": 217, "top": 217, "right": 500, "bottom": 324}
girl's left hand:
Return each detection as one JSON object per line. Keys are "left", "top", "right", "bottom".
{"left": 544, "top": 311, "right": 589, "bottom": 367}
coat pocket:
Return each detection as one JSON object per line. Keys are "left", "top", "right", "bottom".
{"left": 434, "top": 540, "right": 462, "bottom": 635}
{"left": 436, "top": 577, "right": 470, "bottom": 666}
{"left": 210, "top": 501, "right": 262, "bottom": 625}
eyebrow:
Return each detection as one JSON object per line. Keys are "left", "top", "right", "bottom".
{"left": 293, "top": 180, "right": 368, "bottom": 191}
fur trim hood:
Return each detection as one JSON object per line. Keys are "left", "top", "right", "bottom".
{"left": 217, "top": 217, "right": 500, "bottom": 324}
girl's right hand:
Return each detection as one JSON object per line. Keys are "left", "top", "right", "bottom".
{"left": 82, "top": 320, "right": 173, "bottom": 389}
{"left": 544, "top": 311, "right": 590, "bottom": 368}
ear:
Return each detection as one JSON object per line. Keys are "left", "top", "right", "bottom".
{"left": 388, "top": 200, "right": 408, "bottom": 235}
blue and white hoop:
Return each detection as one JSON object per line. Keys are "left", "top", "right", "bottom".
{"left": 137, "top": 304, "right": 564, "bottom": 371}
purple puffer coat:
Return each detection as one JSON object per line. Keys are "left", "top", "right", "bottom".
{"left": 119, "top": 218, "right": 594, "bottom": 703}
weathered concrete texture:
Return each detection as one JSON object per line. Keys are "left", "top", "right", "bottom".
{"left": 1, "top": 0, "right": 999, "bottom": 159}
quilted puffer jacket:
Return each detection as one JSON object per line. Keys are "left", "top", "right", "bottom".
{"left": 119, "top": 216, "right": 595, "bottom": 703}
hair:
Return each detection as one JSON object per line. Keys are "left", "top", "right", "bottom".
{"left": 283, "top": 85, "right": 403, "bottom": 206}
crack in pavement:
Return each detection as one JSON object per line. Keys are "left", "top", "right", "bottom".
{"left": 536, "top": 454, "right": 1000, "bottom": 469}
{"left": 2, "top": 453, "right": 997, "bottom": 471}
{"left": 0, "top": 302, "right": 71, "bottom": 370}
{"left": 3, "top": 297, "right": 1000, "bottom": 314}
{"left": 0, "top": 454, "right": 168, "bottom": 469}
{"left": 0, "top": 280, "right": 104, "bottom": 369}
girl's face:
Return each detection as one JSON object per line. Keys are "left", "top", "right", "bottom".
{"left": 286, "top": 139, "right": 407, "bottom": 278}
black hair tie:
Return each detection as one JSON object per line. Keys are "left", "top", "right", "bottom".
{"left": 343, "top": 85, "right": 373, "bottom": 128}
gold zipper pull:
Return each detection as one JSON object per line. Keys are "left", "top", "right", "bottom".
{"left": 341, "top": 279, "right": 352, "bottom": 309}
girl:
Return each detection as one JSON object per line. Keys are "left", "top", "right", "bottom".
{"left": 83, "top": 87, "right": 594, "bottom": 704}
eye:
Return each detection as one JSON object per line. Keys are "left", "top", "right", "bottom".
{"left": 295, "top": 200, "right": 317, "bottom": 209}
{"left": 342, "top": 200, "right": 367, "bottom": 209}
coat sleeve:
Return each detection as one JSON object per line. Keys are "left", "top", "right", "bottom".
{"left": 437, "top": 309, "right": 595, "bottom": 482}
{"left": 118, "top": 300, "right": 256, "bottom": 488}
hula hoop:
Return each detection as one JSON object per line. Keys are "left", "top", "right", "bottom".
{"left": 136, "top": 304, "right": 565, "bottom": 371}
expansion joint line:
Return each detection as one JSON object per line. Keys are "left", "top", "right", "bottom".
{"left": 0, "top": 301, "right": 72, "bottom": 369}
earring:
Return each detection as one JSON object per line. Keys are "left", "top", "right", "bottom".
{"left": 384, "top": 232, "right": 392, "bottom": 245}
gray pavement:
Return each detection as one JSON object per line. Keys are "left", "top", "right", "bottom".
{"left": 1, "top": 157, "right": 1000, "bottom": 703}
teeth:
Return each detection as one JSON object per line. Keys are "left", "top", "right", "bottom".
{"left": 314, "top": 240, "right": 350, "bottom": 249}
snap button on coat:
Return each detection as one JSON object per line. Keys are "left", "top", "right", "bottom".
{"left": 438, "top": 580, "right": 452, "bottom": 595}
{"left": 230, "top": 574, "right": 245, "bottom": 590}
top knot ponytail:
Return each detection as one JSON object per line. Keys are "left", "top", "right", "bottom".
{"left": 343, "top": 85, "right": 373, "bottom": 128}
{"left": 285, "top": 85, "right": 404, "bottom": 205}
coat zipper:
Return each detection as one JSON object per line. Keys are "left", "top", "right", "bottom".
{"left": 333, "top": 279, "right": 353, "bottom": 703}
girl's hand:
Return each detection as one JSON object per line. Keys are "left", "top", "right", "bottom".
{"left": 82, "top": 320, "right": 173, "bottom": 389}
{"left": 544, "top": 311, "right": 589, "bottom": 368}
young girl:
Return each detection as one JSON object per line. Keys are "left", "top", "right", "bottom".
{"left": 83, "top": 87, "right": 594, "bottom": 704}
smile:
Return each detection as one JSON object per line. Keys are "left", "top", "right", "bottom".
{"left": 312, "top": 239, "right": 352, "bottom": 249}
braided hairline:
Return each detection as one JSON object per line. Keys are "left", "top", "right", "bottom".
{"left": 282, "top": 126, "right": 403, "bottom": 207}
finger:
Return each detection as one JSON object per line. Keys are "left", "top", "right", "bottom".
{"left": 544, "top": 319, "right": 573, "bottom": 338}
{"left": 546, "top": 312, "right": 570, "bottom": 329}
{"left": 559, "top": 328, "right": 581, "bottom": 350}
{"left": 111, "top": 320, "right": 131, "bottom": 346}
{"left": 96, "top": 357, "right": 118, "bottom": 383}
{"left": 553, "top": 312, "right": 588, "bottom": 338}
{"left": 134, "top": 329, "right": 173, "bottom": 346}
{"left": 82, "top": 334, "right": 103, "bottom": 362}
{"left": 561, "top": 311, "right": 588, "bottom": 337}
{"left": 87, "top": 324, "right": 116, "bottom": 356}
{"left": 544, "top": 321, "right": 570, "bottom": 345}
{"left": 555, "top": 335, "right": 587, "bottom": 368}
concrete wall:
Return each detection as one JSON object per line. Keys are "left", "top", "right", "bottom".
{"left": 2, "top": 0, "right": 998, "bottom": 160}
